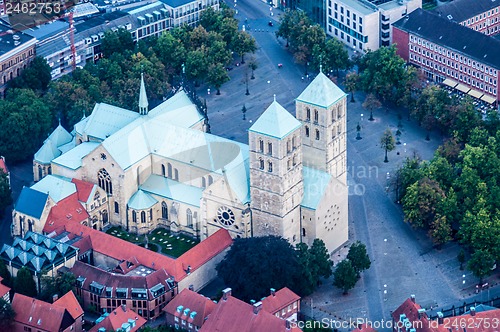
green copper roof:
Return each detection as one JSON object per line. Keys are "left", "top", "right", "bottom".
{"left": 249, "top": 99, "right": 301, "bottom": 139}
{"left": 34, "top": 139, "right": 61, "bottom": 164}
{"left": 31, "top": 175, "right": 77, "bottom": 203}
{"left": 140, "top": 174, "right": 203, "bottom": 207}
{"left": 301, "top": 166, "right": 331, "bottom": 210}
{"left": 48, "top": 123, "right": 73, "bottom": 147}
{"left": 139, "top": 73, "right": 149, "bottom": 112}
{"left": 83, "top": 103, "right": 140, "bottom": 140}
{"left": 149, "top": 90, "right": 204, "bottom": 128}
{"left": 128, "top": 189, "right": 158, "bottom": 210}
{"left": 52, "top": 142, "right": 100, "bottom": 170}
{"left": 297, "top": 72, "right": 347, "bottom": 108}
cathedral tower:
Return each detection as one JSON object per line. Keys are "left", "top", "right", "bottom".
{"left": 139, "top": 73, "right": 149, "bottom": 115}
{"left": 249, "top": 97, "right": 303, "bottom": 244}
{"left": 296, "top": 72, "right": 347, "bottom": 185}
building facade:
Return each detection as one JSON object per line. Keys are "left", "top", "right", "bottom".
{"left": 0, "top": 24, "right": 36, "bottom": 98}
{"left": 326, "top": 0, "right": 421, "bottom": 52}
{"left": 433, "top": 0, "right": 500, "bottom": 37}
{"left": 393, "top": 8, "right": 500, "bottom": 103}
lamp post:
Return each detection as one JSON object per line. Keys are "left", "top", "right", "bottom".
{"left": 356, "top": 122, "right": 362, "bottom": 140}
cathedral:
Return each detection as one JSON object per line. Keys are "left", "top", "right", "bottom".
{"left": 16, "top": 72, "right": 349, "bottom": 253}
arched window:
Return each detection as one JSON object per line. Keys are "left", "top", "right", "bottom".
{"left": 306, "top": 108, "right": 310, "bottom": 121}
{"left": 338, "top": 124, "right": 341, "bottom": 134}
{"left": 293, "top": 155, "right": 297, "bottom": 166}
{"left": 314, "top": 110, "right": 319, "bottom": 123}
{"left": 141, "top": 211, "right": 146, "bottom": 223}
{"left": 162, "top": 202, "right": 168, "bottom": 219}
{"left": 114, "top": 202, "right": 119, "bottom": 214}
{"left": 167, "top": 163, "right": 173, "bottom": 178}
{"left": 161, "top": 164, "right": 166, "bottom": 176}
{"left": 28, "top": 220, "right": 33, "bottom": 232}
{"left": 292, "top": 136, "right": 296, "bottom": 148}
{"left": 174, "top": 169, "right": 179, "bottom": 181}
{"left": 305, "top": 126, "right": 309, "bottom": 137}
{"left": 208, "top": 175, "right": 213, "bottom": 185}
{"left": 268, "top": 162, "right": 273, "bottom": 172}
{"left": 150, "top": 208, "right": 153, "bottom": 221}
{"left": 102, "top": 210, "right": 108, "bottom": 224}
{"left": 259, "top": 139, "right": 264, "bottom": 152}
{"left": 332, "top": 109, "right": 336, "bottom": 122}
{"left": 48, "top": 166, "right": 52, "bottom": 175}
{"left": 186, "top": 209, "right": 193, "bottom": 228}
{"left": 332, "top": 128, "right": 336, "bottom": 139}
{"left": 132, "top": 211, "right": 137, "bottom": 223}
{"left": 287, "top": 159, "right": 291, "bottom": 170}
{"left": 315, "top": 129, "right": 320, "bottom": 140}
{"left": 38, "top": 165, "right": 43, "bottom": 180}
{"left": 259, "top": 158, "right": 264, "bottom": 170}
{"left": 136, "top": 166, "right": 142, "bottom": 186}
{"left": 98, "top": 169, "right": 112, "bottom": 195}
{"left": 302, "top": 228, "right": 306, "bottom": 237}
{"left": 267, "top": 142, "right": 272, "bottom": 155}
{"left": 202, "top": 177, "right": 206, "bottom": 188}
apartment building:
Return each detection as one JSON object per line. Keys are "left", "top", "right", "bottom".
{"left": 0, "top": 23, "right": 36, "bottom": 97}
{"left": 326, "top": 0, "right": 421, "bottom": 52}
{"left": 393, "top": 8, "right": 500, "bottom": 104}
{"left": 433, "top": 0, "right": 500, "bottom": 37}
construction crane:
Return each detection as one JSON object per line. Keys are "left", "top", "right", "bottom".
{"left": 68, "top": 11, "right": 77, "bottom": 71}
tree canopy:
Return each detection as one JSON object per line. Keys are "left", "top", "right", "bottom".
{"left": 347, "top": 241, "right": 371, "bottom": 276}
{"left": 0, "top": 298, "right": 15, "bottom": 331}
{"left": 14, "top": 267, "right": 37, "bottom": 297}
{"left": 333, "top": 260, "right": 357, "bottom": 294}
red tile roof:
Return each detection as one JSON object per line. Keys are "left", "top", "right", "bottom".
{"left": 0, "top": 276, "right": 10, "bottom": 299}
{"left": 200, "top": 296, "right": 294, "bottom": 332}
{"left": 53, "top": 291, "right": 83, "bottom": 320}
{"left": 0, "top": 156, "right": 8, "bottom": 174}
{"left": 163, "top": 289, "right": 216, "bottom": 327}
{"left": 71, "top": 178, "right": 95, "bottom": 203}
{"left": 392, "top": 298, "right": 436, "bottom": 332}
{"left": 261, "top": 287, "right": 300, "bottom": 315}
{"left": 437, "top": 309, "right": 500, "bottom": 332}
{"left": 11, "top": 293, "right": 75, "bottom": 332}
{"left": 45, "top": 193, "right": 89, "bottom": 227}
{"left": 44, "top": 219, "right": 232, "bottom": 281}
{"left": 89, "top": 305, "right": 146, "bottom": 332}
{"left": 353, "top": 323, "right": 377, "bottom": 332}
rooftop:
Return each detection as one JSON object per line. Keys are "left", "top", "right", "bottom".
{"left": 261, "top": 287, "right": 300, "bottom": 315}
{"left": 433, "top": 0, "right": 500, "bottom": 24}
{"left": 90, "top": 305, "right": 146, "bottom": 332}
{"left": 297, "top": 72, "right": 347, "bottom": 108}
{"left": 163, "top": 289, "right": 216, "bottom": 327}
{"left": 393, "top": 8, "right": 500, "bottom": 69}
{"left": 140, "top": 175, "right": 203, "bottom": 208}
{"left": 0, "top": 23, "right": 36, "bottom": 60}
{"left": 31, "top": 175, "right": 77, "bottom": 203}
{"left": 0, "top": 276, "right": 10, "bottom": 299}
{"left": 249, "top": 98, "right": 302, "bottom": 140}
{"left": 301, "top": 166, "right": 332, "bottom": 210}
{"left": 14, "top": 187, "right": 49, "bottom": 219}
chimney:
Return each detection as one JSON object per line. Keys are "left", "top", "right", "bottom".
{"left": 222, "top": 288, "right": 232, "bottom": 301}
{"left": 189, "top": 284, "right": 194, "bottom": 291}
{"left": 121, "top": 304, "right": 126, "bottom": 312}
{"left": 418, "top": 308, "right": 426, "bottom": 319}
{"left": 186, "top": 265, "right": 191, "bottom": 274}
{"left": 470, "top": 307, "right": 476, "bottom": 316}
{"left": 437, "top": 311, "right": 444, "bottom": 324}
{"left": 253, "top": 301, "right": 262, "bottom": 315}
{"left": 270, "top": 288, "right": 276, "bottom": 296}
{"left": 410, "top": 294, "right": 416, "bottom": 303}
{"left": 52, "top": 294, "right": 59, "bottom": 303}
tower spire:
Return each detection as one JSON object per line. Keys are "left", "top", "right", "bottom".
{"left": 319, "top": 55, "right": 323, "bottom": 73}
{"left": 139, "top": 73, "right": 149, "bottom": 115}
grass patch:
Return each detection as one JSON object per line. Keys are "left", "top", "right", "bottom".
{"left": 422, "top": 3, "right": 437, "bottom": 10}
{"left": 105, "top": 227, "right": 198, "bottom": 258}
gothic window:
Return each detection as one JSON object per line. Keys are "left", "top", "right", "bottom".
{"left": 293, "top": 155, "right": 297, "bottom": 166}
{"left": 141, "top": 211, "right": 146, "bottom": 223}
{"left": 292, "top": 136, "right": 296, "bottom": 148}
{"left": 306, "top": 108, "right": 311, "bottom": 121}
{"left": 315, "top": 129, "right": 320, "bottom": 140}
{"left": 162, "top": 202, "right": 168, "bottom": 219}
{"left": 149, "top": 208, "right": 153, "bottom": 221}
{"left": 287, "top": 159, "right": 291, "bottom": 170}
{"left": 48, "top": 166, "right": 52, "bottom": 175}
{"left": 28, "top": 220, "right": 33, "bottom": 232}
{"left": 338, "top": 107, "right": 342, "bottom": 118}
{"left": 268, "top": 161, "right": 273, "bottom": 172}
{"left": 38, "top": 165, "right": 43, "bottom": 180}
{"left": 202, "top": 177, "right": 206, "bottom": 188}
{"left": 217, "top": 206, "right": 235, "bottom": 226}
{"left": 259, "top": 139, "right": 264, "bottom": 152}
{"left": 161, "top": 164, "right": 166, "bottom": 176}
{"left": 98, "top": 169, "right": 112, "bottom": 195}
{"left": 114, "top": 202, "right": 119, "bottom": 214}
{"left": 174, "top": 169, "right": 179, "bottom": 181}
{"left": 208, "top": 175, "right": 213, "bottom": 185}
{"left": 287, "top": 140, "right": 290, "bottom": 153}
{"left": 186, "top": 209, "right": 193, "bottom": 228}
{"left": 259, "top": 158, "right": 264, "bottom": 170}
{"left": 314, "top": 110, "right": 319, "bottom": 123}
{"left": 102, "top": 210, "right": 108, "bottom": 224}
{"left": 302, "top": 228, "right": 306, "bottom": 237}
{"left": 332, "top": 109, "right": 336, "bottom": 122}
{"left": 268, "top": 142, "right": 272, "bottom": 155}
{"left": 167, "top": 163, "right": 173, "bottom": 178}
{"left": 332, "top": 128, "right": 336, "bottom": 139}
{"left": 132, "top": 211, "right": 137, "bottom": 223}
{"left": 338, "top": 124, "right": 341, "bottom": 134}
{"left": 305, "top": 126, "right": 309, "bottom": 137}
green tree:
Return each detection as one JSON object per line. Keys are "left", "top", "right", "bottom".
{"left": 333, "top": 260, "right": 357, "bottom": 294}
{"left": 186, "top": 48, "right": 209, "bottom": 85}
{"left": 457, "top": 248, "right": 466, "bottom": 270}
{"left": 295, "top": 242, "right": 316, "bottom": 296}
{"left": 346, "top": 241, "right": 371, "bottom": 276}
{"left": 101, "top": 28, "right": 135, "bottom": 58}
{"left": 0, "top": 171, "right": 12, "bottom": 215}
{"left": 467, "top": 249, "right": 495, "bottom": 284}
{"left": 0, "top": 260, "right": 11, "bottom": 287}
{"left": 344, "top": 72, "right": 359, "bottom": 102}
{"left": 0, "top": 298, "right": 15, "bottom": 331}
{"left": 248, "top": 56, "right": 258, "bottom": 79}
{"left": 155, "top": 33, "right": 187, "bottom": 74}
{"left": 402, "top": 177, "right": 445, "bottom": 229}
{"left": 362, "top": 93, "right": 381, "bottom": 121}
{"left": 309, "top": 239, "right": 333, "bottom": 280}
{"left": 207, "top": 63, "right": 230, "bottom": 95}
{"left": 199, "top": 6, "right": 222, "bottom": 32}
{"left": 312, "top": 38, "right": 350, "bottom": 75}
{"left": 380, "top": 128, "right": 395, "bottom": 163}
{"left": 40, "top": 273, "right": 76, "bottom": 302}
{"left": 216, "top": 236, "right": 302, "bottom": 301}
{"left": 8, "top": 57, "right": 52, "bottom": 92}
{"left": 429, "top": 214, "right": 452, "bottom": 246}
{"left": 14, "top": 267, "right": 37, "bottom": 297}
{"left": 231, "top": 31, "right": 257, "bottom": 64}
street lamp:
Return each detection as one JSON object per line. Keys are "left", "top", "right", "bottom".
{"left": 356, "top": 122, "right": 362, "bottom": 140}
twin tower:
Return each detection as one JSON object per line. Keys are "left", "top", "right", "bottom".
{"left": 248, "top": 72, "right": 348, "bottom": 252}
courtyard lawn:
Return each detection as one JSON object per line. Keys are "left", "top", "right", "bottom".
{"left": 105, "top": 227, "right": 199, "bottom": 258}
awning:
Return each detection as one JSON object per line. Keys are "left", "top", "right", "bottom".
{"left": 467, "top": 89, "right": 483, "bottom": 99}
{"left": 442, "top": 78, "right": 458, "bottom": 88}
{"left": 481, "top": 94, "right": 497, "bottom": 105}
{"left": 456, "top": 84, "right": 470, "bottom": 93}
